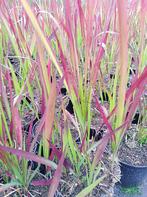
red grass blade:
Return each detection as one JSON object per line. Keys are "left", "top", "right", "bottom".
{"left": 48, "top": 152, "right": 65, "bottom": 197}
{"left": 55, "top": 34, "right": 78, "bottom": 96}
{"left": 125, "top": 79, "right": 147, "bottom": 130}
{"left": 32, "top": 178, "right": 52, "bottom": 187}
{"left": 91, "top": 0, "right": 116, "bottom": 86}
{"left": 0, "top": 145, "right": 57, "bottom": 169}
{"left": 95, "top": 97, "right": 115, "bottom": 140}
{"left": 11, "top": 106, "right": 22, "bottom": 149}
{"left": 43, "top": 77, "right": 56, "bottom": 157}
{"left": 26, "top": 121, "right": 33, "bottom": 152}
{"left": 77, "top": 0, "right": 85, "bottom": 40}
{"left": 126, "top": 67, "right": 147, "bottom": 100}
{"left": 92, "top": 134, "right": 110, "bottom": 167}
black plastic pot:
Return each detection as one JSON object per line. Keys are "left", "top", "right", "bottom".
{"left": 131, "top": 112, "right": 143, "bottom": 125}
{"left": 66, "top": 99, "right": 74, "bottom": 114}
{"left": 20, "top": 96, "right": 31, "bottom": 105}
{"left": 89, "top": 128, "right": 96, "bottom": 139}
{"left": 99, "top": 91, "right": 109, "bottom": 102}
{"left": 110, "top": 74, "right": 115, "bottom": 79}
{"left": 89, "top": 128, "right": 104, "bottom": 141}
{"left": 120, "top": 161, "right": 147, "bottom": 187}
{"left": 131, "top": 112, "right": 140, "bottom": 124}
{"left": 95, "top": 129, "right": 104, "bottom": 141}
{"left": 60, "top": 87, "right": 67, "bottom": 95}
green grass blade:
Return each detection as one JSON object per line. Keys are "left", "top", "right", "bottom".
{"left": 76, "top": 175, "right": 106, "bottom": 197}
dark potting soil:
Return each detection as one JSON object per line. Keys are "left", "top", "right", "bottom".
{"left": 118, "top": 127, "right": 147, "bottom": 166}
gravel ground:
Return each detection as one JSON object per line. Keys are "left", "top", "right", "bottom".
{"left": 114, "top": 178, "right": 147, "bottom": 197}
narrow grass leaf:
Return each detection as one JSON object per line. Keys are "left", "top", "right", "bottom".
{"left": 0, "top": 145, "right": 57, "bottom": 169}
{"left": 76, "top": 175, "right": 106, "bottom": 197}
{"left": 115, "top": 0, "right": 128, "bottom": 145}
{"left": 0, "top": 182, "right": 21, "bottom": 193}
{"left": 43, "top": 77, "right": 56, "bottom": 158}
{"left": 48, "top": 153, "right": 65, "bottom": 197}
{"left": 20, "top": 0, "right": 63, "bottom": 78}
{"left": 95, "top": 97, "right": 115, "bottom": 140}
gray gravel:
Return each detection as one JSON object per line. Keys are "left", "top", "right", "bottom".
{"left": 114, "top": 178, "right": 147, "bottom": 197}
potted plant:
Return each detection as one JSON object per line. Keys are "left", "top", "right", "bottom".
{"left": 107, "top": 0, "right": 147, "bottom": 190}
{"left": 119, "top": 93, "right": 147, "bottom": 187}
{"left": 116, "top": 0, "right": 147, "bottom": 187}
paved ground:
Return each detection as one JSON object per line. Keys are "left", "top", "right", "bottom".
{"left": 114, "top": 178, "right": 147, "bottom": 197}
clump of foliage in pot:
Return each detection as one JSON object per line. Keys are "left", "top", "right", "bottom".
{"left": 137, "top": 96, "right": 147, "bottom": 145}
{"left": 106, "top": 0, "right": 147, "bottom": 189}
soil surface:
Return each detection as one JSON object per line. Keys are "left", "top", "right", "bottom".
{"left": 118, "top": 127, "right": 147, "bottom": 166}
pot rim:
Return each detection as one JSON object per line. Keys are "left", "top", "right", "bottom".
{"left": 120, "top": 160, "right": 147, "bottom": 169}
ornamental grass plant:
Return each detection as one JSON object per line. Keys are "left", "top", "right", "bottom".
{"left": 0, "top": 0, "right": 146, "bottom": 196}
